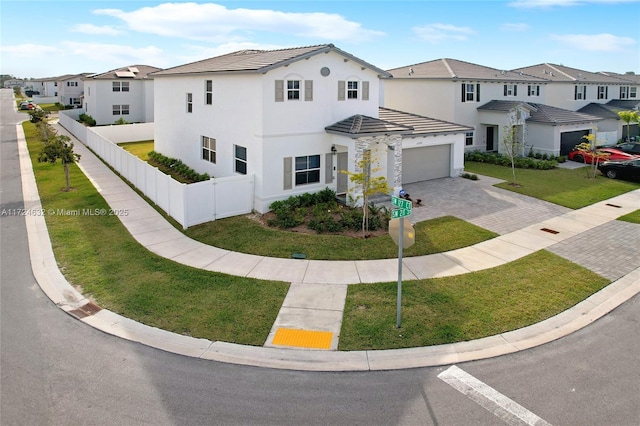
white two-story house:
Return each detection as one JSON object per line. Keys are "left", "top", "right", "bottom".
{"left": 383, "top": 59, "right": 605, "bottom": 156}
{"left": 152, "top": 44, "right": 472, "bottom": 213}
{"left": 58, "top": 73, "right": 92, "bottom": 107}
{"left": 83, "top": 65, "right": 160, "bottom": 125}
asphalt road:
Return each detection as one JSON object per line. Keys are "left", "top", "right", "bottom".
{"left": 1, "top": 89, "right": 638, "bottom": 425}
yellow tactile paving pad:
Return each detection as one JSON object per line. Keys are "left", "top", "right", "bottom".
{"left": 272, "top": 327, "right": 333, "bottom": 349}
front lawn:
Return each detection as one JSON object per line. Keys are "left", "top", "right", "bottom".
{"left": 464, "top": 162, "right": 640, "bottom": 209}
{"left": 339, "top": 250, "right": 609, "bottom": 350}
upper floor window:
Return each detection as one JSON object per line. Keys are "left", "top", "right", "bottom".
{"left": 527, "top": 85, "right": 540, "bottom": 96}
{"left": 631, "top": 87, "right": 638, "bottom": 98}
{"left": 504, "top": 84, "right": 517, "bottom": 97}
{"left": 186, "top": 93, "right": 192, "bottom": 113}
{"left": 287, "top": 80, "right": 300, "bottom": 100}
{"left": 201, "top": 136, "right": 216, "bottom": 164}
{"left": 461, "top": 83, "right": 480, "bottom": 103}
{"left": 295, "top": 155, "right": 320, "bottom": 185}
{"left": 112, "top": 81, "right": 129, "bottom": 92}
{"left": 597, "top": 86, "right": 608, "bottom": 100}
{"left": 66, "top": 81, "right": 78, "bottom": 87}
{"left": 205, "top": 80, "right": 212, "bottom": 105}
{"left": 347, "top": 81, "right": 359, "bottom": 99}
{"left": 574, "top": 85, "right": 586, "bottom": 100}
{"left": 234, "top": 145, "right": 247, "bottom": 175}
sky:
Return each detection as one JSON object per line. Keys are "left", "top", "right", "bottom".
{"left": 1, "top": 0, "right": 639, "bottom": 79}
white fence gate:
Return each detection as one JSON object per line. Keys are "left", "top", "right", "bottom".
{"left": 58, "top": 111, "right": 255, "bottom": 228}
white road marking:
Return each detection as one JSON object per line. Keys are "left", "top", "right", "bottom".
{"left": 438, "top": 365, "right": 552, "bottom": 426}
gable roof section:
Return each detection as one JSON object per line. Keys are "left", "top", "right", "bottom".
{"left": 479, "top": 100, "right": 602, "bottom": 125}
{"left": 152, "top": 44, "right": 391, "bottom": 77}
{"left": 606, "top": 99, "right": 640, "bottom": 110}
{"left": 578, "top": 103, "right": 623, "bottom": 120}
{"left": 59, "top": 73, "right": 94, "bottom": 81}
{"left": 512, "top": 63, "right": 624, "bottom": 84}
{"left": 378, "top": 107, "right": 473, "bottom": 136}
{"left": 386, "top": 58, "right": 545, "bottom": 82}
{"left": 325, "top": 115, "right": 413, "bottom": 138}
{"left": 89, "top": 65, "right": 162, "bottom": 80}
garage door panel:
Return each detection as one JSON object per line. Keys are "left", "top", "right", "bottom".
{"left": 560, "top": 130, "right": 589, "bottom": 155}
{"left": 402, "top": 145, "right": 451, "bottom": 184}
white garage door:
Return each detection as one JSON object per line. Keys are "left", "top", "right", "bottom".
{"left": 402, "top": 144, "right": 451, "bottom": 184}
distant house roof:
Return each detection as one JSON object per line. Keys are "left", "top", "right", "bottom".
{"left": 386, "top": 58, "right": 546, "bottom": 82}
{"left": 325, "top": 114, "right": 413, "bottom": 138}
{"left": 512, "top": 63, "right": 625, "bottom": 84}
{"left": 59, "top": 73, "right": 94, "bottom": 81}
{"left": 152, "top": 44, "right": 391, "bottom": 77}
{"left": 478, "top": 100, "right": 602, "bottom": 125}
{"left": 598, "top": 71, "right": 640, "bottom": 84}
{"left": 606, "top": 99, "right": 640, "bottom": 109}
{"left": 378, "top": 107, "right": 473, "bottom": 136}
{"left": 88, "top": 65, "right": 162, "bottom": 80}
{"left": 578, "top": 103, "right": 623, "bottom": 120}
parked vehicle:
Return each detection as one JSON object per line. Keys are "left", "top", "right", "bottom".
{"left": 598, "top": 159, "right": 640, "bottom": 180}
{"left": 567, "top": 147, "right": 638, "bottom": 164}
{"left": 614, "top": 142, "right": 640, "bottom": 155}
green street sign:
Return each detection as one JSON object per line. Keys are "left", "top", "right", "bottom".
{"left": 391, "top": 208, "right": 411, "bottom": 219}
{"left": 391, "top": 195, "right": 412, "bottom": 211}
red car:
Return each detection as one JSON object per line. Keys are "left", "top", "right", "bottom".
{"left": 567, "top": 148, "right": 639, "bottom": 164}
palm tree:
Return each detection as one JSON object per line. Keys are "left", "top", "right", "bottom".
{"left": 618, "top": 110, "right": 639, "bottom": 142}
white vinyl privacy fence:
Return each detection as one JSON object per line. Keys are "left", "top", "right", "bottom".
{"left": 59, "top": 111, "right": 254, "bottom": 228}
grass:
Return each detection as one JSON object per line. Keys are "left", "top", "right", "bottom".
{"left": 464, "top": 162, "right": 640, "bottom": 209}
{"left": 118, "top": 140, "right": 154, "bottom": 161}
{"left": 23, "top": 122, "right": 289, "bottom": 345}
{"left": 618, "top": 209, "right": 640, "bottom": 224}
{"left": 339, "top": 250, "right": 609, "bottom": 350}
{"left": 184, "top": 215, "right": 498, "bottom": 260}
{"left": 38, "top": 103, "right": 65, "bottom": 112}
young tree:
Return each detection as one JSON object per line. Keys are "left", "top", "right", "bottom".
{"left": 574, "top": 131, "right": 608, "bottom": 178}
{"left": 617, "top": 110, "right": 639, "bottom": 142}
{"left": 38, "top": 129, "right": 81, "bottom": 191}
{"left": 501, "top": 125, "right": 522, "bottom": 186}
{"left": 342, "top": 149, "right": 391, "bottom": 237}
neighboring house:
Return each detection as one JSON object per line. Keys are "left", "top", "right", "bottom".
{"left": 578, "top": 100, "right": 640, "bottom": 144}
{"left": 383, "top": 59, "right": 608, "bottom": 156}
{"left": 58, "top": 73, "right": 92, "bottom": 107}
{"left": 83, "top": 65, "right": 160, "bottom": 125}
{"left": 4, "top": 78, "right": 24, "bottom": 88}
{"left": 151, "top": 44, "right": 471, "bottom": 213}
{"left": 511, "top": 63, "right": 637, "bottom": 111}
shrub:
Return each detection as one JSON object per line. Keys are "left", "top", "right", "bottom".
{"left": 147, "top": 151, "right": 210, "bottom": 183}
{"left": 461, "top": 172, "right": 478, "bottom": 180}
{"left": 78, "top": 113, "right": 96, "bottom": 126}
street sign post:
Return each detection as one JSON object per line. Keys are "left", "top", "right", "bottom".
{"left": 390, "top": 195, "right": 413, "bottom": 328}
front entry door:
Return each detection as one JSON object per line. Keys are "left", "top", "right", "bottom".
{"left": 486, "top": 126, "right": 495, "bottom": 152}
{"left": 336, "top": 152, "right": 348, "bottom": 194}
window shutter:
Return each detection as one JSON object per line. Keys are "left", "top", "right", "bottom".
{"left": 461, "top": 83, "right": 466, "bottom": 103}
{"left": 574, "top": 86, "right": 578, "bottom": 100}
{"left": 476, "top": 84, "right": 480, "bottom": 102}
{"left": 283, "top": 157, "right": 292, "bottom": 190}
{"left": 325, "top": 153, "right": 333, "bottom": 184}
{"left": 605, "top": 87, "right": 608, "bottom": 98}
{"left": 527, "top": 86, "right": 531, "bottom": 96}
{"left": 305, "top": 80, "right": 313, "bottom": 101}
{"left": 504, "top": 85, "right": 508, "bottom": 96}
{"left": 536, "top": 86, "right": 540, "bottom": 96}
{"left": 338, "top": 80, "right": 345, "bottom": 101}
{"left": 514, "top": 85, "right": 517, "bottom": 96}
{"left": 275, "top": 80, "right": 284, "bottom": 102}
{"left": 362, "top": 81, "right": 370, "bottom": 100}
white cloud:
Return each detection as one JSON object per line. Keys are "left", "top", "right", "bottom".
{"left": 60, "top": 41, "right": 170, "bottom": 67}
{"left": 0, "top": 43, "right": 62, "bottom": 57}
{"left": 93, "top": 2, "right": 384, "bottom": 43}
{"left": 70, "top": 24, "right": 124, "bottom": 36}
{"left": 500, "top": 23, "right": 530, "bottom": 32}
{"left": 509, "top": 0, "right": 639, "bottom": 8}
{"left": 550, "top": 33, "right": 637, "bottom": 51}
{"left": 412, "top": 24, "right": 475, "bottom": 43}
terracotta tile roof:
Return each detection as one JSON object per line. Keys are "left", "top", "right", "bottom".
{"left": 378, "top": 107, "right": 473, "bottom": 135}
{"left": 386, "top": 58, "right": 546, "bottom": 82}
{"left": 512, "top": 63, "right": 625, "bottom": 84}
{"left": 325, "top": 114, "right": 413, "bottom": 138}
{"left": 88, "top": 65, "right": 162, "bottom": 80}
{"left": 478, "top": 100, "right": 603, "bottom": 125}
{"left": 152, "top": 44, "right": 391, "bottom": 77}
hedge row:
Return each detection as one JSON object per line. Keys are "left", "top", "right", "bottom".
{"left": 148, "top": 151, "right": 211, "bottom": 183}
{"left": 464, "top": 151, "right": 562, "bottom": 170}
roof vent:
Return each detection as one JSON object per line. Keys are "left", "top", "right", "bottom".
{"left": 408, "top": 67, "right": 414, "bottom": 76}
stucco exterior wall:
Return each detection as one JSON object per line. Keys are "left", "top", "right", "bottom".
{"left": 383, "top": 79, "right": 455, "bottom": 122}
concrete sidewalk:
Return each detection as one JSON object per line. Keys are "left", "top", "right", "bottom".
{"left": 18, "top": 121, "right": 640, "bottom": 370}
